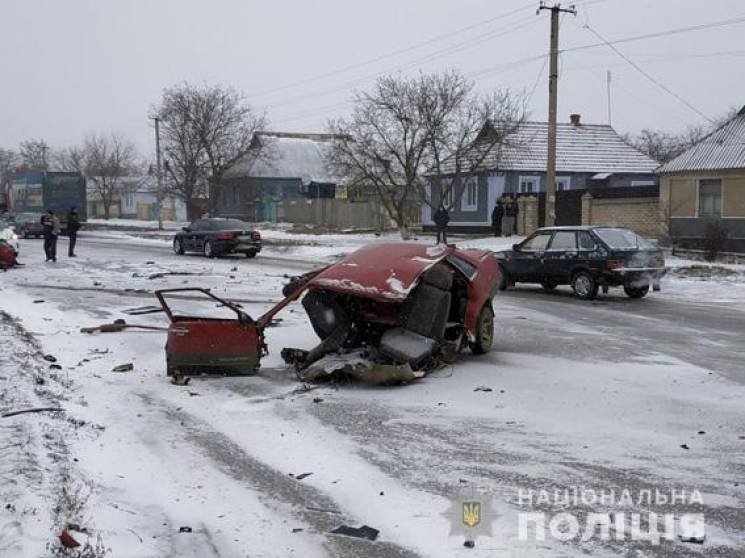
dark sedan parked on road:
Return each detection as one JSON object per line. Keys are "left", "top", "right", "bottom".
{"left": 173, "top": 218, "right": 262, "bottom": 258}
{"left": 494, "top": 226, "right": 666, "bottom": 300}
{"left": 11, "top": 212, "right": 45, "bottom": 238}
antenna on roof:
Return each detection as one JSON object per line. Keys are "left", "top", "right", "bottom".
{"left": 606, "top": 70, "right": 612, "bottom": 126}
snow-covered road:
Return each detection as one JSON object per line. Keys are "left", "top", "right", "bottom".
{"left": 1, "top": 233, "right": 744, "bottom": 557}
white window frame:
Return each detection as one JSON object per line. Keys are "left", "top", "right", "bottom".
{"left": 555, "top": 176, "right": 571, "bottom": 191}
{"left": 460, "top": 177, "right": 478, "bottom": 212}
{"left": 518, "top": 175, "right": 541, "bottom": 194}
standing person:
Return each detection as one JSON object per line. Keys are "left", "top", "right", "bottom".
{"left": 41, "top": 210, "right": 60, "bottom": 262}
{"left": 512, "top": 196, "right": 520, "bottom": 235}
{"left": 502, "top": 197, "right": 516, "bottom": 237}
{"left": 491, "top": 199, "right": 504, "bottom": 237}
{"left": 433, "top": 203, "right": 450, "bottom": 245}
{"left": 66, "top": 207, "right": 81, "bottom": 257}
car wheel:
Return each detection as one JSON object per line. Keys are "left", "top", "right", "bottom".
{"left": 497, "top": 265, "right": 510, "bottom": 291}
{"left": 624, "top": 283, "right": 650, "bottom": 299}
{"left": 571, "top": 271, "right": 598, "bottom": 300}
{"left": 541, "top": 280, "right": 557, "bottom": 292}
{"left": 469, "top": 305, "right": 494, "bottom": 354}
{"left": 203, "top": 240, "right": 215, "bottom": 258}
{"left": 173, "top": 238, "right": 184, "bottom": 255}
{"left": 245, "top": 250, "right": 257, "bottom": 259}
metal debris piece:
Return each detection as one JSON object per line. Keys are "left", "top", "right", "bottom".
{"left": 293, "top": 472, "right": 313, "bottom": 480}
{"left": 170, "top": 374, "right": 191, "bottom": 386}
{"left": 59, "top": 531, "right": 80, "bottom": 548}
{"left": 43, "top": 354, "right": 57, "bottom": 363}
{"left": 330, "top": 524, "right": 379, "bottom": 541}
{"left": 112, "top": 363, "right": 134, "bottom": 373}
{"left": 2, "top": 407, "right": 64, "bottom": 418}
{"left": 122, "top": 305, "right": 164, "bottom": 316}
{"left": 474, "top": 386, "right": 493, "bottom": 392}
{"left": 179, "top": 526, "right": 192, "bottom": 533}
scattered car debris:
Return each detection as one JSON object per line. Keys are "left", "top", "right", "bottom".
{"left": 292, "top": 472, "right": 313, "bottom": 480}
{"left": 2, "top": 407, "right": 64, "bottom": 418}
{"left": 292, "top": 528, "right": 304, "bottom": 533}
{"left": 179, "top": 526, "right": 192, "bottom": 533}
{"left": 170, "top": 374, "right": 191, "bottom": 386}
{"left": 33, "top": 299, "right": 45, "bottom": 303}
{"left": 148, "top": 271, "right": 204, "bottom": 280}
{"left": 59, "top": 531, "right": 80, "bottom": 548}
{"left": 43, "top": 354, "right": 57, "bottom": 363}
{"left": 49, "top": 363, "right": 62, "bottom": 370}
{"left": 112, "top": 363, "right": 134, "bottom": 373}
{"left": 680, "top": 443, "right": 690, "bottom": 450}
{"left": 312, "top": 397, "right": 323, "bottom": 403}
{"left": 330, "top": 524, "right": 379, "bottom": 541}
{"left": 474, "top": 386, "right": 493, "bottom": 392}
{"left": 81, "top": 319, "right": 169, "bottom": 334}
{"left": 122, "top": 305, "right": 164, "bottom": 316}
{"left": 463, "top": 539, "right": 475, "bottom": 548}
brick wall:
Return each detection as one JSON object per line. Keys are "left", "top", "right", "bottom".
{"left": 581, "top": 194, "right": 661, "bottom": 238}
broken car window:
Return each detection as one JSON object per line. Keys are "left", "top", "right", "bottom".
{"left": 446, "top": 255, "right": 477, "bottom": 280}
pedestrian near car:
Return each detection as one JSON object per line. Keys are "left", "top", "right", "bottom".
{"left": 433, "top": 204, "right": 450, "bottom": 244}
{"left": 66, "top": 207, "right": 81, "bottom": 257}
{"left": 491, "top": 199, "right": 504, "bottom": 237}
{"left": 41, "top": 210, "right": 60, "bottom": 262}
{"left": 502, "top": 197, "right": 517, "bottom": 237}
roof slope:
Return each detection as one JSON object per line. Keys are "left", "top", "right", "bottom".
{"left": 448, "top": 121, "right": 659, "bottom": 174}
{"left": 658, "top": 110, "right": 745, "bottom": 173}
{"left": 225, "top": 132, "right": 340, "bottom": 183}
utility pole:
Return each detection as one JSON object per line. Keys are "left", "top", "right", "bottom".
{"left": 606, "top": 70, "right": 612, "bottom": 125}
{"left": 538, "top": 2, "right": 575, "bottom": 227}
{"left": 153, "top": 116, "right": 164, "bottom": 231}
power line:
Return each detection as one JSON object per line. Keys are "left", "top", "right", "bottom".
{"left": 246, "top": 1, "right": 537, "bottom": 100}
{"left": 563, "top": 15, "right": 745, "bottom": 55}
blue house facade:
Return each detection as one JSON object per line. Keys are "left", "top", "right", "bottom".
{"left": 423, "top": 115, "right": 659, "bottom": 232}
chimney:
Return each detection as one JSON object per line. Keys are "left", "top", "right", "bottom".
{"left": 570, "top": 113, "right": 581, "bottom": 126}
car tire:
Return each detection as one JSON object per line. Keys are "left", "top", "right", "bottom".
{"left": 469, "top": 304, "right": 494, "bottom": 354}
{"left": 173, "top": 238, "right": 184, "bottom": 255}
{"left": 624, "top": 284, "right": 650, "bottom": 299}
{"left": 497, "top": 265, "right": 510, "bottom": 291}
{"left": 541, "top": 280, "right": 557, "bottom": 292}
{"left": 571, "top": 271, "right": 598, "bottom": 300}
{"left": 245, "top": 250, "right": 257, "bottom": 259}
{"left": 203, "top": 240, "right": 215, "bottom": 258}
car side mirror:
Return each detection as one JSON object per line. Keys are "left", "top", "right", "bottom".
{"left": 512, "top": 243, "right": 521, "bottom": 252}
{"left": 182, "top": 227, "right": 190, "bottom": 232}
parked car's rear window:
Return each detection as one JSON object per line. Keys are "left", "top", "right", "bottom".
{"left": 209, "top": 219, "right": 249, "bottom": 230}
{"left": 594, "top": 228, "right": 654, "bottom": 250}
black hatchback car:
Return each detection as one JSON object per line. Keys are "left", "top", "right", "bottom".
{"left": 494, "top": 226, "right": 666, "bottom": 300}
{"left": 173, "top": 218, "right": 262, "bottom": 258}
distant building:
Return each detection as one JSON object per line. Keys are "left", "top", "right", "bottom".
{"left": 424, "top": 114, "right": 659, "bottom": 233}
{"left": 88, "top": 176, "right": 187, "bottom": 221}
{"left": 217, "top": 132, "right": 342, "bottom": 222}
{"left": 658, "top": 106, "right": 745, "bottom": 253}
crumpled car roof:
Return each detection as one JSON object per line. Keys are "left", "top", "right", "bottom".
{"left": 307, "top": 242, "right": 455, "bottom": 302}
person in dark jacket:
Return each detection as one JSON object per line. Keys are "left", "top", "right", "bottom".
{"left": 41, "top": 210, "right": 60, "bottom": 262}
{"left": 491, "top": 199, "right": 504, "bottom": 237}
{"left": 433, "top": 204, "right": 450, "bottom": 244}
{"left": 66, "top": 207, "right": 81, "bottom": 257}
{"left": 502, "top": 197, "right": 518, "bottom": 237}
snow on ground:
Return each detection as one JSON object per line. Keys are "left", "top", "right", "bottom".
{"left": 1, "top": 234, "right": 744, "bottom": 556}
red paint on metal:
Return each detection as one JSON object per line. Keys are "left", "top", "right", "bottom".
{"left": 307, "top": 243, "right": 454, "bottom": 302}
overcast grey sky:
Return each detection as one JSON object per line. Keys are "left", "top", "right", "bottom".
{"left": 2, "top": 0, "right": 744, "bottom": 157}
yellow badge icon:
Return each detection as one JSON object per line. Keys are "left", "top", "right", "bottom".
{"left": 462, "top": 501, "right": 481, "bottom": 528}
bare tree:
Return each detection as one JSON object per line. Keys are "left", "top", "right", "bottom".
{"left": 327, "top": 71, "right": 525, "bottom": 238}
{"left": 19, "top": 139, "right": 50, "bottom": 171}
{"left": 0, "top": 148, "right": 18, "bottom": 184}
{"left": 53, "top": 146, "right": 86, "bottom": 173}
{"left": 154, "top": 83, "right": 267, "bottom": 216}
{"left": 83, "top": 133, "right": 137, "bottom": 220}
{"left": 626, "top": 108, "right": 739, "bottom": 164}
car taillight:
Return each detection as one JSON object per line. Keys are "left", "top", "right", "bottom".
{"left": 251, "top": 231, "right": 261, "bottom": 240}
{"left": 606, "top": 259, "right": 623, "bottom": 270}
{"left": 215, "top": 231, "right": 237, "bottom": 240}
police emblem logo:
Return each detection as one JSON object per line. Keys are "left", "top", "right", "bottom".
{"left": 462, "top": 501, "right": 481, "bottom": 528}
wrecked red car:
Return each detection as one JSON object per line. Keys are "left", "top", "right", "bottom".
{"left": 156, "top": 242, "right": 501, "bottom": 383}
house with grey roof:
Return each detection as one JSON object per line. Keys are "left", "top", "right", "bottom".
{"left": 423, "top": 114, "right": 659, "bottom": 233}
{"left": 658, "top": 106, "right": 745, "bottom": 253}
{"left": 217, "top": 132, "right": 342, "bottom": 222}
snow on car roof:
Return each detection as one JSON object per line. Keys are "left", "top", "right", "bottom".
{"left": 308, "top": 242, "right": 454, "bottom": 302}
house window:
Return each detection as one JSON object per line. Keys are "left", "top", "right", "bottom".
{"left": 631, "top": 180, "right": 656, "bottom": 186}
{"left": 440, "top": 179, "right": 454, "bottom": 207}
{"left": 460, "top": 177, "right": 478, "bottom": 211}
{"left": 519, "top": 176, "right": 541, "bottom": 193}
{"left": 556, "top": 177, "right": 571, "bottom": 191}
{"left": 698, "top": 179, "right": 722, "bottom": 217}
